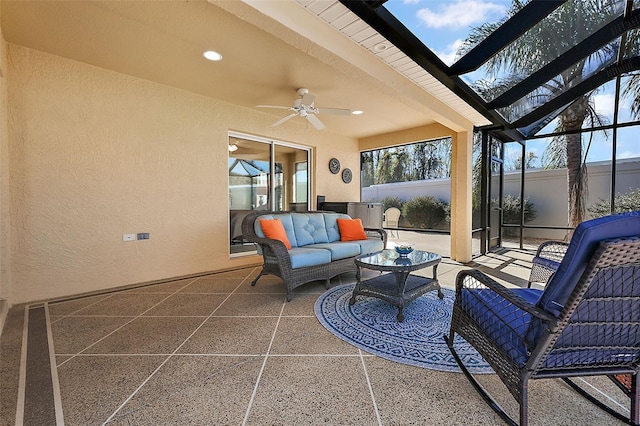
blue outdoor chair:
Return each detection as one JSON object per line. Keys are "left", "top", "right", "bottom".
{"left": 445, "top": 211, "right": 640, "bottom": 425}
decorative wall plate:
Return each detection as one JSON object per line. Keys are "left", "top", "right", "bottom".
{"left": 342, "top": 168, "right": 352, "bottom": 183}
{"left": 329, "top": 158, "right": 341, "bottom": 174}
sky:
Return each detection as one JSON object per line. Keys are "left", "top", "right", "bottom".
{"left": 383, "top": 0, "right": 640, "bottom": 166}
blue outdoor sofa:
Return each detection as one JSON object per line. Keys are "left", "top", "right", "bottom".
{"left": 241, "top": 210, "right": 387, "bottom": 300}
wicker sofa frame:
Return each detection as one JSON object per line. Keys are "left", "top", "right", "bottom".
{"left": 446, "top": 236, "right": 640, "bottom": 426}
{"left": 241, "top": 210, "right": 387, "bottom": 301}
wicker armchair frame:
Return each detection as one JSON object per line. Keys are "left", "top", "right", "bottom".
{"left": 446, "top": 237, "right": 640, "bottom": 426}
{"left": 241, "top": 210, "right": 387, "bottom": 301}
{"left": 527, "top": 240, "right": 569, "bottom": 287}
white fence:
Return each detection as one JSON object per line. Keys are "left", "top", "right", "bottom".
{"left": 362, "top": 158, "right": 640, "bottom": 240}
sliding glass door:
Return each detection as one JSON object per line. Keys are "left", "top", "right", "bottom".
{"left": 228, "top": 133, "right": 310, "bottom": 255}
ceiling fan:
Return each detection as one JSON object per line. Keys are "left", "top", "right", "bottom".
{"left": 257, "top": 88, "right": 352, "bottom": 130}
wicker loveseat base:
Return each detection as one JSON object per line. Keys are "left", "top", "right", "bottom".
{"left": 252, "top": 254, "right": 357, "bottom": 301}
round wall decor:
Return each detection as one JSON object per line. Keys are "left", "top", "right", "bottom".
{"left": 329, "top": 158, "right": 341, "bottom": 174}
{"left": 342, "top": 168, "right": 352, "bottom": 183}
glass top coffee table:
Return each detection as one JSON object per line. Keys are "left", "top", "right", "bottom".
{"left": 349, "top": 249, "right": 443, "bottom": 322}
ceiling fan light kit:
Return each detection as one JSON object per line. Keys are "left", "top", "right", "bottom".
{"left": 257, "top": 88, "right": 356, "bottom": 130}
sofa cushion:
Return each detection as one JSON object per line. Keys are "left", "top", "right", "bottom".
{"left": 537, "top": 210, "right": 640, "bottom": 316}
{"left": 288, "top": 247, "right": 332, "bottom": 269}
{"left": 305, "top": 242, "right": 361, "bottom": 261}
{"left": 254, "top": 214, "right": 298, "bottom": 247}
{"left": 337, "top": 218, "right": 367, "bottom": 241}
{"left": 259, "top": 219, "right": 291, "bottom": 249}
{"left": 291, "top": 213, "right": 330, "bottom": 246}
{"left": 357, "top": 238, "right": 385, "bottom": 255}
{"left": 324, "top": 213, "right": 351, "bottom": 242}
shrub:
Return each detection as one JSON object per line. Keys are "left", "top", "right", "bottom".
{"left": 502, "top": 195, "right": 537, "bottom": 237}
{"left": 402, "top": 196, "right": 449, "bottom": 229}
{"left": 381, "top": 196, "right": 404, "bottom": 211}
{"left": 588, "top": 188, "right": 640, "bottom": 218}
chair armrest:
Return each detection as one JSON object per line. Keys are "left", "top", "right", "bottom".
{"left": 242, "top": 233, "right": 293, "bottom": 269}
{"left": 528, "top": 241, "right": 568, "bottom": 286}
{"left": 364, "top": 227, "right": 388, "bottom": 248}
{"left": 456, "top": 269, "right": 556, "bottom": 322}
{"left": 535, "top": 240, "right": 569, "bottom": 262}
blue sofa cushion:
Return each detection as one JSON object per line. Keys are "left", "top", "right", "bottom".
{"left": 537, "top": 211, "right": 640, "bottom": 316}
{"left": 305, "top": 242, "right": 361, "bottom": 260}
{"left": 357, "top": 238, "right": 384, "bottom": 255}
{"left": 291, "top": 213, "right": 330, "bottom": 246}
{"left": 254, "top": 214, "right": 298, "bottom": 248}
{"left": 461, "top": 287, "right": 543, "bottom": 367}
{"left": 288, "top": 247, "right": 332, "bottom": 269}
{"left": 324, "top": 213, "right": 352, "bottom": 243}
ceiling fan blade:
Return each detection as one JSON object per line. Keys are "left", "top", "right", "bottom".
{"left": 317, "top": 107, "right": 352, "bottom": 116}
{"left": 272, "top": 113, "right": 298, "bottom": 127}
{"left": 306, "top": 114, "right": 325, "bottom": 130}
{"left": 257, "top": 105, "right": 292, "bottom": 110}
{"left": 301, "top": 93, "right": 316, "bottom": 106}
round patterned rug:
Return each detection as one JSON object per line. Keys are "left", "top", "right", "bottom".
{"left": 314, "top": 283, "right": 493, "bottom": 374}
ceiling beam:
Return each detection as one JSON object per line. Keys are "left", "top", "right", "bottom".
{"left": 489, "top": 8, "right": 640, "bottom": 109}
{"left": 449, "top": 0, "right": 567, "bottom": 76}
{"left": 511, "top": 56, "right": 640, "bottom": 128}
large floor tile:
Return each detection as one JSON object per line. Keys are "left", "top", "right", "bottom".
{"left": 214, "top": 293, "right": 285, "bottom": 317}
{"left": 178, "top": 316, "right": 278, "bottom": 355}
{"left": 270, "top": 317, "right": 360, "bottom": 355}
{"left": 57, "top": 355, "right": 165, "bottom": 426}
{"left": 179, "top": 276, "right": 245, "bottom": 294}
{"left": 84, "top": 317, "right": 203, "bottom": 354}
{"left": 51, "top": 316, "right": 134, "bottom": 355}
{"left": 107, "top": 355, "right": 263, "bottom": 425}
{"left": 48, "top": 294, "right": 113, "bottom": 317}
{"left": 72, "top": 293, "right": 170, "bottom": 316}
{"left": 364, "top": 357, "right": 506, "bottom": 425}
{"left": 141, "top": 293, "right": 228, "bottom": 317}
{"left": 246, "top": 356, "right": 378, "bottom": 425}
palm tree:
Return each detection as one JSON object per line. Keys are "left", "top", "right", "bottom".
{"left": 459, "top": 0, "right": 631, "bottom": 229}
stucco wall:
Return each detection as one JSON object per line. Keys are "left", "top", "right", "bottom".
{"left": 7, "top": 45, "right": 359, "bottom": 304}
{"left": 0, "top": 4, "right": 9, "bottom": 325}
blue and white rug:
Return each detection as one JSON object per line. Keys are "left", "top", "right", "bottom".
{"left": 314, "top": 283, "right": 493, "bottom": 374}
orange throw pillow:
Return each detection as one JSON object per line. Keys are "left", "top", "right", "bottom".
{"left": 337, "top": 218, "right": 367, "bottom": 241}
{"left": 259, "top": 219, "right": 292, "bottom": 249}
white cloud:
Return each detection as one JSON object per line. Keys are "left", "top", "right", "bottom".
{"left": 593, "top": 92, "right": 632, "bottom": 120}
{"left": 416, "top": 0, "right": 507, "bottom": 29}
{"left": 402, "top": 0, "right": 421, "bottom": 4}
{"left": 435, "top": 39, "right": 464, "bottom": 66}
{"left": 592, "top": 93, "right": 615, "bottom": 116}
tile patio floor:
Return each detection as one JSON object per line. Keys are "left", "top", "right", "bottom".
{"left": 0, "top": 245, "right": 631, "bottom": 425}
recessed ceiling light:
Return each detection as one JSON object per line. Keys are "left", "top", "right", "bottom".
{"left": 373, "top": 43, "right": 388, "bottom": 53}
{"left": 203, "top": 50, "right": 223, "bottom": 61}
{"left": 352, "top": 110, "right": 364, "bottom": 115}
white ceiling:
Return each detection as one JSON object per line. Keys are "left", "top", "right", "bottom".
{"left": 1, "top": 0, "right": 490, "bottom": 139}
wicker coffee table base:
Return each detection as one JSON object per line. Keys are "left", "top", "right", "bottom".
{"left": 350, "top": 270, "right": 443, "bottom": 321}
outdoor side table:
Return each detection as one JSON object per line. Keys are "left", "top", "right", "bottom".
{"left": 350, "top": 249, "right": 443, "bottom": 322}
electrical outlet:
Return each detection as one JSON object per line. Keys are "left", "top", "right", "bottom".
{"left": 137, "top": 233, "right": 149, "bottom": 240}
{"left": 123, "top": 234, "right": 136, "bottom": 242}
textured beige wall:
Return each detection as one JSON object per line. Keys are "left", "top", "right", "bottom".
{"left": 359, "top": 122, "right": 457, "bottom": 152}
{"left": 7, "top": 45, "right": 359, "bottom": 304}
{"left": 0, "top": 5, "right": 9, "bottom": 320}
